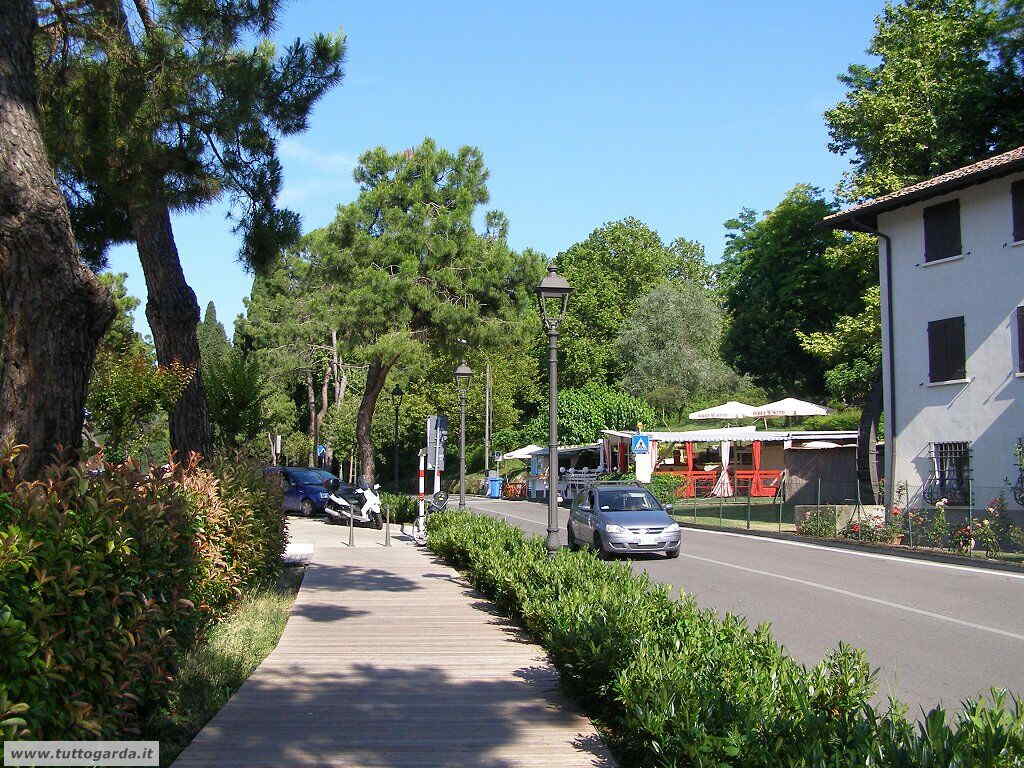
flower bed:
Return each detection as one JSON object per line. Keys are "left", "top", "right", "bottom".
{"left": 427, "top": 508, "right": 1024, "bottom": 767}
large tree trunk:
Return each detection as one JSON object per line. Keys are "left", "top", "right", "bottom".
{"left": 305, "top": 369, "right": 316, "bottom": 465}
{"left": 0, "top": 0, "right": 114, "bottom": 480}
{"left": 129, "top": 201, "right": 210, "bottom": 460}
{"left": 857, "top": 365, "right": 884, "bottom": 506}
{"left": 355, "top": 359, "right": 392, "bottom": 485}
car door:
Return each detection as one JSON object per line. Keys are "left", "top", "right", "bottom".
{"left": 281, "top": 473, "right": 299, "bottom": 511}
{"left": 577, "top": 490, "right": 596, "bottom": 543}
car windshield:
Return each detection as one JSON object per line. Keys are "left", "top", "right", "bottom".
{"left": 287, "top": 470, "right": 325, "bottom": 485}
{"left": 313, "top": 470, "right": 339, "bottom": 483}
{"left": 597, "top": 489, "right": 660, "bottom": 511}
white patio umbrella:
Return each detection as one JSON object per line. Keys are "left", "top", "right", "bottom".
{"left": 688, "top": 401, "right": 758, "bottom": 420}
{"left": 750, "top": 398, "right": 830, "bottom": 418}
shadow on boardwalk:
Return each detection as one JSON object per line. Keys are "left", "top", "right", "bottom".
{"left": 173, "top": 537, "right": 614, "bottom": 767}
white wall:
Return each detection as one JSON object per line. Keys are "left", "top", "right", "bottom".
{"left": 878, "top": 172, "right": 1024, "bottom": 508}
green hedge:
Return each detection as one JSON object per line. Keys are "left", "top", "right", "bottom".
{"left": 0, "top": 450, "right": 285, "bottom": 740}
{"left": 379, "top": 491, "right": 418, "bottom": 524}
{"left": 426, "top": 509, "right": 1024, "bottom": 767}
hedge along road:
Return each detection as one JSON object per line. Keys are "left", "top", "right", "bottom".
{"left": 467, "top": 497, "right": 1024, "bottom": 717}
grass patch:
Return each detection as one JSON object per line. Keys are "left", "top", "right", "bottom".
{"left": 146, "top": 566, "right": 304, "bottom": 766}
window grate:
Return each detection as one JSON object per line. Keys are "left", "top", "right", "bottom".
{"left": 924, "top": 441, "right": 971, "bottom": 505}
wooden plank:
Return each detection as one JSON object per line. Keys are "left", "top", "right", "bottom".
{"left": 172, "top": 527, "right": 614, "bottom": 768}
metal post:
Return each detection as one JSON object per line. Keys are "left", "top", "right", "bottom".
{"left": 393, "top": 396, "right": 401, "bottom": 490}
{"left": 816, "top": 478, "right": 821, "bottom": 514}
{"left": 384, "top": 503, "right": 391, "bottom": 547}
{"left": 416, "top": 450, "right": 425, "bottom": 537}
{"left": 545, "top": 328, "right": 560, "bottom": 556}
{"left": 746, "top": 491, "right": 751, "bottom": 530}
{"left": 484, "top": 361, "right": 491, "bottom": 473}
{"left": 718, "top": 495, "right": 723, "bottom": 527}
{"left": 348, "top": 495, "right": 355, "bottom": 548}
{"left": 458, "top": 388, "right": 467, "bottom": 510}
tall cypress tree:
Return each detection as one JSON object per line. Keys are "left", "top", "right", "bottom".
{"left": 34, "top": 1, "right": 345, "bottom": 459}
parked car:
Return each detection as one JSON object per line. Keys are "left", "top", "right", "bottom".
{"left": 567, "top": 483, "right": 681, "bottom": 559}
{"left": 266, "top": 467, "right": 344, "bottom": 517}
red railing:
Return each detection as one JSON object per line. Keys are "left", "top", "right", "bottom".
{"left": 656, "top": 469, "right": 782, "bottom": 498}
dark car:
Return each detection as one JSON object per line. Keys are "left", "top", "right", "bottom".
{"left": 267, "top": 467, "right": 343, "bottom": 517}
{"left": 567, "top": 484, "right": 681, "bottom": 559}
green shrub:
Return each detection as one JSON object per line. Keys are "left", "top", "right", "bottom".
{"left": 600, "top": 471, "right": 685, "bottom": 504}
{"left": 797, "top": 506, "right": 839, "bottom": 538}
{"left": 379, "top": 491, "right": 417, "bottom": 524}
{"left": 426, "top": 508, "right": 1024, "bottom": 766}
{"left": 0, "top": 448, "right": 285, "bottom": 740}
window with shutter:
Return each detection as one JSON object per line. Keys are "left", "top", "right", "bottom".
{"left": 1013, "top": 181, "right": 1024, "bottom": 243}
{"left": 1018, "top": 306, "right": 1024, "bottom": 373}
{"left": 923, "top": 200, "right": 962, "bottom": 262}
{"left": 927, "top": 316, "right": 966, "bottom": 383}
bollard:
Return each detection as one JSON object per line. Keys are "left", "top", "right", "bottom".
{"left": 348, "top": 500, "right": 355, "bottom": 547}
{"left": 416, "top": 451, "right": 425, "bottom": 538}
{"left": 384, "top": 503, "right": 391, "bottom": 547}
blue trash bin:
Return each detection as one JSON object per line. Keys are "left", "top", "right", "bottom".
{"left": 487, "top": 476, "right": 503, "bottom": 498}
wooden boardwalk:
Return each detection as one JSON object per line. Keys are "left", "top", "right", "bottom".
{"left": 173, "top": 528, "right": 614, "bottom": 767}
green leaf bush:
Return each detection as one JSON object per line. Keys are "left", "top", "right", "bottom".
{"left": 427, "top": 509, "right": 1024, "bottom": 766}
{"left": 378, "top": 491, "right": 418, "bottom": 524}
{"left": 0, "top": 448, "right": 285, "bottom": 739}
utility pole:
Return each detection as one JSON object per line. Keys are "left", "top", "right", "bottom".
{"left": 484, "top": 360, "right": 491, "bottom": 473}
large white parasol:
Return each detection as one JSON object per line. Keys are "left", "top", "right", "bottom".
{"left": 688, "top": 401, "right": 758, "bottom": 420}
{"left": 750, "top": 398, "right": 830, "bottom": 418}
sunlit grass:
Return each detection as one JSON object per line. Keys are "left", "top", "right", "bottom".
{"left": 148, "top": 567, "right": 304, "bottom": 766}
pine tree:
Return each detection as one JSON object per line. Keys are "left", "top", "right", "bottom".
{"left": 0, "top": 0, "right": 114, "bottom": 479}
{"left": 34, "top": 1, "right": 346, "bottom": 460}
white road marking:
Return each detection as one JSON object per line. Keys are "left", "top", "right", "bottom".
{"left": 680, "top": 552, "right": 1024, "bottom": 641}
{"left": 685, "top": 526, "right": 1024, "bottom": 581}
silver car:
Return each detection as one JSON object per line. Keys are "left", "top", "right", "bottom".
{"left": 567, "top": 484, "right": 681, "bottom": 559}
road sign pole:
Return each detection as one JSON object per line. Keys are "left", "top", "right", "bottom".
{"left": 416, "top": 450, "right": 425, "bottom": 538}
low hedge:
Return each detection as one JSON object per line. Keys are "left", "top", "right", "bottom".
{"left": 0, "top": 448, "right": 285, "bottom": 740}
{"left": 427, "top": 509, "right": 1024, "bottom": 767}
{"left": 379, "top": 491, "right": 418, "bottom": 524}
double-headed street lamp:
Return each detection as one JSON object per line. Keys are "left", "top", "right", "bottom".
{"left": 535, "top": 264, "right": 573, "bottom": 557}
{"left": 454, "top": 362, "right": 473, "bottom": 509}
{"left": 391, "top": 384, "right": 404, "bottom": 489}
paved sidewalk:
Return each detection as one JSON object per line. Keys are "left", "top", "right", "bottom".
{"left": 173, "top": 518, "right": 614, "bottom": 767}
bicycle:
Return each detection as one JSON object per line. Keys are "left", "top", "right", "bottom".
{"left": 409, "top": 490, "right": 449, "bottom": 545}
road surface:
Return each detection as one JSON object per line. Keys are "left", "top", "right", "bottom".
{"left": 468, "top": 496, "right": 1024, "bottom": 716}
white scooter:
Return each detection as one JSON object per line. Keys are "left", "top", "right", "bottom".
{"left": 324, "top": 481, "right": 384, "bottom": 529}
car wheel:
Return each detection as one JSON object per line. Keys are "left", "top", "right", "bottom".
{"left": 567, "top": 524, "right": 579, "bottom": 551}
{"left": 665, "top": 547, "right": 680, "bottom": 559}
{"left": 301, "top": 499, "right": 314, "bottom": 517}
{"left": 593, "top": 534, "right": 613, "bottom": 561}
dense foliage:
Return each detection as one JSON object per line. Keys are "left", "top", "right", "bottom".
{"left": 0, "top": 449, "right": 285, "bottom": 739}
{"left": 825, "top": 0, "right": 1024, "bottom": 200}
{"left": 427, "top": 509, "right": 1024, "bottom": 767}
{"left": 719, "top": 186, "right": 875, "bottom": 397}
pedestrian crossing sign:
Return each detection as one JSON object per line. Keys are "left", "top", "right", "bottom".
{"left": 631, "top": 434, "right": 650, "bottom": 455}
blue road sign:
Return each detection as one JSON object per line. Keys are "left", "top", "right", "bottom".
{"left": 631, "top": 434, "right": 650, "bottom": 455}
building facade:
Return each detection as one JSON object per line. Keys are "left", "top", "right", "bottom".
{"left": 827, "top": 148, "right": 1024, "bottom": 513}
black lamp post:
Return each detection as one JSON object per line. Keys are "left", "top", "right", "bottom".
{"left": 391, "top": 384, "right": 404, "bottom": 489}
{"left": 535, "top": 264, "right": 573, "bottom": 557}
{"left": 454, "top": 362, "right": 473, "bottom": 509}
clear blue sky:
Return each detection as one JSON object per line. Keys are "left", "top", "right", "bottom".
{"left": 106, "top": 0, "right": 882, "bottom": 337}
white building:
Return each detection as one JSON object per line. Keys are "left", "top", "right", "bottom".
{"left": 826, "top": 147, "right": 1024, "bottom": 514}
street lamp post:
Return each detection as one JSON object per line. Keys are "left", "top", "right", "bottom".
{"left": 535, "top": 264, "right": 573, "bottom": 557}
{"left": 454, "top": 362, "right": 473, "bottom": 509}
{"left": 391, "top": 384, "right": 404, "bottom": 490}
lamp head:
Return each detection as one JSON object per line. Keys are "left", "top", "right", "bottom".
{"left": 454, "top": 361, "right": 473, "bottom": 391}
{"left": 534, "top": 264, "right": 573, "bottom": 329}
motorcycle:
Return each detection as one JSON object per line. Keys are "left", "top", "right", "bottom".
{"left": 324, "top": 480, "right": 384, "bottom": 529}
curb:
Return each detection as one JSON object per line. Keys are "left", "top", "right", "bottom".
{"left": 677, "top": 521, "right": 1024, "bottom": 574}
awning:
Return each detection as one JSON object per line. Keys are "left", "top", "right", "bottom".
{"left": 751, "top": 398, "right": 830, "bottom": 418}
{"left": 499, "top": 444, "right": 543, "bottom": 460}
{"left": 688, "top": 401, "right": 758, "bottom": 420}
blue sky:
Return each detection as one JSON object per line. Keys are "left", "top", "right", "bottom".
{"left": 106, "top": 0, "right": 882, "bottom": 336}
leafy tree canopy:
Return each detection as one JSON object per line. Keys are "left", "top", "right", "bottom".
{"left": 554, "top": 218, "right": 711, "bottom": 388}
{"left": 521, "top": 382, "right": 655, "bottom": 447}
{"left": 718, "top": 185, "right": 873, "bottom": 397}
{"left": 825, "top": 0, "right": 1024, "bottom": 199}
{"left": 616, "top": 281, "right": 747, "bottom": 411}
{"left": 197, "top": 301, "right": 231, "bottom": 370}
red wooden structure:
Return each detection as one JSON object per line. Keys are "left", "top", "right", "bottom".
{"left": 656, "top": 439, "right": 782, "bottom": 498}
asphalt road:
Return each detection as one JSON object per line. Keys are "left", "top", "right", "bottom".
{"left": 467, "top": 496, "right": 1024, "bottom": 716}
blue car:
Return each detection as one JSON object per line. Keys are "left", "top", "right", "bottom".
{"left": 268, "top": 467, "right": 340, "bottom": 517}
